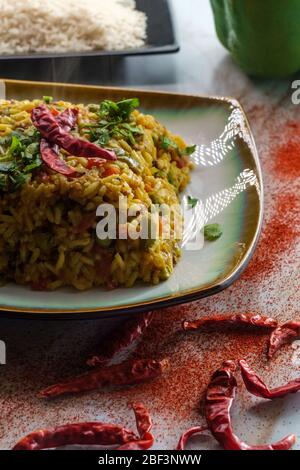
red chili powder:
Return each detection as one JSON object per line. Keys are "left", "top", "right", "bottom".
{"left": 241, "top": 193, "right": 299, "bottom": 281}
{"left": 273, "top": 121, "right": 300, "bottom": 178}
{"left": 113, "top": 307, "right": 270, "bottom": 420}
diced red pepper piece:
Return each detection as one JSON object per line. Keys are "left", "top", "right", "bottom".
{"left": 86, "top": 157, "right": 106, "bottom": 169}
{"left": 102, "top": 166, "right": 121, "bottom": 177}
{"left": 50, "top": 108, "right": 60, "bottom": 117}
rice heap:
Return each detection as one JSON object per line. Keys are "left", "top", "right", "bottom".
{"left": 0, "top": 0, "right": 146, "bottom": 54}
{"left": 0, "top": 97, "right": 193, "bottom": 290}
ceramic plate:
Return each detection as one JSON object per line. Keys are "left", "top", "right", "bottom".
{"left": 0, "top": 79, "right": 263, "bottom": 318}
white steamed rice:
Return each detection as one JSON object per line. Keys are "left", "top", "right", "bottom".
{"left": 0, "top": 0, "right": 147, "bottom": 54}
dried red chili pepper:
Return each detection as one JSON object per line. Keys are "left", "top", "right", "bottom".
{"left": 268, "top": 321, "right": 300, "bottom": 359}
{"left": 40, "top": 108, "right": 79, "bottom": 176}
{"left": 205, "top": 361, "right": 296, "bottom": 450}
{"left": 13, "top": 422, "right": 137, "bottom": 450}
{"left": 239, "top": 359, "right": 300, "bottom": 399}
{"left": 183, "top": 314, "right": 278, "bottom": 331}
{"left": 117, "top": 402, "right": 154, "bottom": 450}
{"left": 12, "top": 403, "right": 151, "bottom": 450}
{"left": 131, "top": 401, "right": 152, "bottom": 438}
{"left": 87, "top": 312, "right": 154, "bottom": 367}
{"left": 32, "top": 105, "right": 117, "bottom": 161}
{"left": 117, "top": 433, "right": 154, "bottom": 450}
{"left": 38, "top": 358, "right": 169, "bottom": 399}
{"left": 40, "top": 139, "right": 77, "bottom": 176}
{"left": 176, "top": 426, "right": 208, "bottom": 450}
{"left": 56, "top": 108, "right": 78, "bottom": 131}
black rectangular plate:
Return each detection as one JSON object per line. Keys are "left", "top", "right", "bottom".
{"left": 0, "top": 0, "right": 179, "bottom": 60}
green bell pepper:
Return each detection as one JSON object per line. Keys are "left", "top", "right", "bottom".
{"left": 210, "top": 0, "right": 300, "bottom": 77}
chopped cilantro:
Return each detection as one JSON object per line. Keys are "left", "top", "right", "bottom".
{"left": 0, "top": 130, "right": 42, "bottom": 192}
{"left": 9, "top": 135, "right": 23, "bottom": 156}
{"left": 82, "top": 98, "right": 142, "bottom": 146}
{"left": 204, "top": 224, "right": 223, "bottom": 241}
{"left": 161, "top": 136, "right": 178, "bottom": 151}
{"left": 187, "top": 195, "right": 199, "bottom": 209}
{"left": 160, "top": 137, "right": 196, "bottom": 157}
{"left": 184, "top": 145, "right": 197, "bottom": 155}
{"left": 99, "top": 98, "right": 140, "bottom": 121}
{"left": 0, "top": 161, "right": 15, "bottom": 172}
{"left": 43, "top": 96, "right": 53, "bottom": 104}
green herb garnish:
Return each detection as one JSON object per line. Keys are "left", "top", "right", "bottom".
{"left": 100, "top": 98, "right": 140, "bottom": 121}
{"left": 43, "top": 96, "right": 53, "bottom": 104}
{"left": 161, "top": 136, "right": 178, "bottom": 151}
{"left": 204, "top": 224, "right": 223, "bottom": 241}
{"left": 184, "top": 145, "right": 197, "bottom": 155}
{"left": 9, "top": 135, "right": 23, "bottom": 156}
{"left": 82, "top": 98, "right": 142, "bottom": 146}
{"left": 0, "top": 173, "right": 7, "bottom": 189}
{"left": 187, "top": 195, "right": 199, "bottom": 209}
{"left": 0, "top": 161, "right": 15, "bottom": 172}
{"left": 160, "top": 137, "right": 196, "bottom": 157}
{"left": 88, "top": 103, "right": 100, "bottom": 112}
{"left": 167, "top": 173, "right": 175, "bottom": 185}
{"left": 0, "top": 129, "right": 42, "bottom": 192}
{"left": 93, "top": 128, "right": 110, "bottom": 147}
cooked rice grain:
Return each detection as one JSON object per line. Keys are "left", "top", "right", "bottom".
{"left": 0, "top": 0, "right": 146, "bottom": 54}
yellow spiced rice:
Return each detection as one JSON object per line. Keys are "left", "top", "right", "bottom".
{"left": 0, "top": 98, "right": 193, "bottom": 290}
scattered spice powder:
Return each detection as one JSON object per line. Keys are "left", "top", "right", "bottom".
{"left": 273, "top": 121, "right": 300, "bottom": 178}
{"left": 241, "top": 193, "right": 300, "bottom": 281}
{"left": 117, "top": 307, "right": 270, "bottom": 420}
